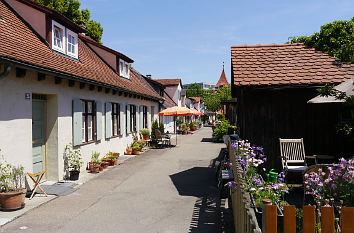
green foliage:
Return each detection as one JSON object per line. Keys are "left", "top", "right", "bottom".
{"left": 0, "top": 151, "right": 25, "bottom": 192}
{"left": 132, "top": 144, "right": 141, "bottom": 151}
{"left": 34, "top": 0, "right": 103, "bottom": 43}
{"left": 140, "top": 128, "right": 150, "bottom": 136}
{"left": 318, "top": 84, "right": 354, "bottom": 137}
{"left": 186, "top": 83, "right": 203, "bottom": 97}
{"left": 176, "top": 117, "right": 184, "bottom": 128}
{"left": 64, "top": 144, "right": 83, "bottom": 171}
{"left": 289, "top": 17, "right": 354, "bottom": 62}
{"left": 213, "top": 120, "right": 230, "bottom": 142}
{"left": 91, "top": 151, "right": 100, "bottom": 164}
{"left": 202, "top": 86, "right": 232, "bottom": 112}
{"left": 159, "top": 121, "right": 165, "bottom": 133}
{"left": 216, "top": 113, "right": 225, "bottom": 121}
{"left": 151, "top": 119, "right": 159, "bottom": 136}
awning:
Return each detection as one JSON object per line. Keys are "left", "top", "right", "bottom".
{"left": 308, "top": 78, "right": 354, "bottom": 104}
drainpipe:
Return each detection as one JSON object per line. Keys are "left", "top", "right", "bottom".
{"left": 0, "top": 63, "right": 11, "bottom": 79}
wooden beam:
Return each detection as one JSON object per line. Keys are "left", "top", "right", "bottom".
{"left": 97, "top": 86, "right": 102, "bottom": 92}
{"left": 321, "top": 207, "right": 334, "bottom": 233}
{"left": 105, "top": 88, "right": 110, "bottom": 94}
{"left": 129, "top": 94, "right": 132, "bottom": 98}
{"left": 133, "top": 94, "right": 136, "bottom": 98}
{"left": 68, "top": 80, "right": 75, "bottom": 87}
{"left": 283, "top": 205, "right": 296, "bottom": 233}
{"left": 112, "top": 90, "right": 117, "bottom": 95}
{"left": 118, "top": 91, "right": 122, "bottom": 96}
{"left": 80, "top": 82, "right": 85, "bottom": 89}
{"left": 124, "top": 92, "right": 128, "bottom": 97}
{"left": 341, "top": 207, "right": 354, "bottom": 233}
{"left": 16, "top": 67, "right": 26, "bottom": 78}
{"left": 89, "top": 84, "right": 95, "bottom": 91}
{"left": 37, "top": 73, "right": 46, "bottom": 81}
{"left": 303, "top": 206, "right": 315, "bottom": 233}
{"left": 137, "top": 95, "right": 141, "bottom": 99}
{"left": 54, "top": 77, "right": 62, "bottom": 84}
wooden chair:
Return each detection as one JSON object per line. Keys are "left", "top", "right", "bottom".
{"left": 27, "top": 171, "right": 48, "bottom": 200}
{"left": 279, "top": 138, "right": 316, "bottom": 174}
{"left": 155, "top": 129, "right": 170, "bottom": 146}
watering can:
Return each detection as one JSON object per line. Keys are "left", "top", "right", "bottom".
{"left": 266, "top": 169, "right": 278, "bottom": 183}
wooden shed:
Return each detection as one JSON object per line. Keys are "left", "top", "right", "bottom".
{"left": 230, "top": 43, "right": 354, "bottom": 168}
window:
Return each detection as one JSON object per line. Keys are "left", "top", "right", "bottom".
{"left": 130, "top": 105, "right": 136, "bottom": 132}
{"left": 119, "top": 59, "right": 130, "bottom": 79}
{"left": 82, "top": 100, "right": 96, "bottom": 143}
{"left": 52, "top": 20, "right": 78, "bottom": 59}
{"left": 143, "top": 106, "right": 148, "bottom": 128}
{"left": 66, "top": 29, "right": 78, "bottom": 59}
{"left": 112, "top": 103, "right": 120, "bottom": 136}
{"left": 52, "top": 21, "right": 65, "bottom": 53}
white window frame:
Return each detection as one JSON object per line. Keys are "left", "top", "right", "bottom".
{"left": 66, "top": 28, "right": 78, "bottom": 59}
{"left": 52, "top": 20, "right": 65, "bottom": 54}
{"left": 119, "top": 59, "right": 130, "bottom": 79}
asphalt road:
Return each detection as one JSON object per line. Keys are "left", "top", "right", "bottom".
{"left": 1, "top": 127, "right": 226, "bottom": 233}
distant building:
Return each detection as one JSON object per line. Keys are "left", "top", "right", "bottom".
{"left": 215, "top": 65, "right": 229, "bottom": 88}
{"left": 183, "top": 82, "right": 215, "bottom": 90}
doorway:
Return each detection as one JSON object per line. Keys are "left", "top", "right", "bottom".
{"left": 32, "top": 94, "right": 46, "bottom": 175}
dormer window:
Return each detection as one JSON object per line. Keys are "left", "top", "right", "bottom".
{"left": 119, "top": 59, "right": 130, "bottom": 79}
{"left": 52, "top": 20, "right": 78, "bottom": 59}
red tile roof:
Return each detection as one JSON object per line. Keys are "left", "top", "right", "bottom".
{"left": 231, "top": 43, "right": 354, "bottom": 87}
{"left": 153, "top": 79, "right": 182, "bottom": 87}
{"left": 0, "top": 1, "right": 161, "bottom": 100}
{"left": 215, "top": 68, "right": 229, "bottom": 87}
{"left": 188, "top": 97, "right": 201, "bottom": 103}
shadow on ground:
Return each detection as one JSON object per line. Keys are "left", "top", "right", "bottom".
{"left": 169, "top": 147, "right": 234, "bottom": 233}
{"left": 201, "top": 138, "right": 213, "bottom": 142}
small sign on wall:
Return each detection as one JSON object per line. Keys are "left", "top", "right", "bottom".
{"left": 25, "top": 93, "right": 31, "bottom": 100}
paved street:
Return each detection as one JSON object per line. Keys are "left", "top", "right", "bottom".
{"left": 1, "top": 127, "right": 227, "bottom": 233}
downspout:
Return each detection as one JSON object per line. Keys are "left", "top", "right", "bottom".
{"left": 0, "top": 63, "right": 11, "bottom": 79}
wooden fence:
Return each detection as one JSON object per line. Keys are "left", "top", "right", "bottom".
{"left": 227, "top": 139, "right": 354, "bottom": 233}
{"left": 228, "top": 140, "right": 262, "bottom": 233}
{"left": 264, "top": 205, "right": 354, "bottom": 233}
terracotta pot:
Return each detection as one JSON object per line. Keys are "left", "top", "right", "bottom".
{"left": 113, "top": 159, "right": 118, "bottom": 166}
{"left": 182, "top": 131, "right": 188, "bottom": 135}
{"left": 88, "top": 162, "right": 100, "bottom": 173}
{"left": 132, "top": 149, "right": 140, "bottom": 155}
{"left": 99, "top": 166, "right": 103, "bottom": 172}
{"left": 113, "top": 153, "right": 120, "bottom": 157}
{"left": 101, "top": 162, "right": 109, "bottom": 169}
{"left": 191, "top": 127, "right": 197, "bottom": 131}
{"left": 125, "top": 148, "right": 132, "bottom": 155}
{"left": 143, "top": 135, "right": 149, "bottom": 140}
{"left": 0, "top": 188, "right": 26, "bottom": 211}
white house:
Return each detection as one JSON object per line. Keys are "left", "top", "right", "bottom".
{"left": 153, "top": 79, "right": 182, "bottom": 107}
{"left": 0, "top": 0, "right": 163, "bottom": 181}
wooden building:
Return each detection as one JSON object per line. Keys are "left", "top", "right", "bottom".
{"left": 230, "top": 43, "right": 354, "bottom": 168}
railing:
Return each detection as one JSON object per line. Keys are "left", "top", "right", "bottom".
{"left": 228, "top": 140, "right": 262, "bottom": 233}
{"left": 263, "top": 205, "right": 354, "bottom": 233}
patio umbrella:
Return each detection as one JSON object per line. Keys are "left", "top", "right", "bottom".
{"left": 191, "top": 108, "right": 204, "bottom": 116}
{"left": 158, "top": 106, "right": 193, "bottom": 145}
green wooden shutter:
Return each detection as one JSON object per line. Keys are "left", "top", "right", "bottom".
{"left": 96, "top": 100, "right": 102, "bottom": 141}
{"left": 120, "top": 103, "right": 125, "bottom": 136}
{"left": 139, "top": 106, "right": 144, "bottom": 129}
{"left": 147, "top": 106, "right": 151, "bottom": 130}
{"left": 72, "top": 98, "right": 82, "bottom": 146}
{"left": 105, "top": 102, "right": 112, "bottom": 139}
{"left": 136, "top": 105, "right": 140, "bottom": 132}
{"left": 126, "top": 104, "right": 131, "bottom": 134}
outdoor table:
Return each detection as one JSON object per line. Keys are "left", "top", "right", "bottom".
{"left": 314, "top": 154, "right": 337, "bottom": 164}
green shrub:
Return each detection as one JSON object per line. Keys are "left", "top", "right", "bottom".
{"left": 213, "top": 120, "right": 230, "bottom": 143}
{"left": 216, "top": 113, "right": 225, "bottom": 122}
{"left": 159, "top": 121, "right": 165, "bottom": 133}
{"left": 140, "top": 128, "right": 150, "bottom": 136}
{"left": 151, "top": 119, "right": 159, "bottom": 136}
{"left": 176, "top": 117, "right": 184, "bottom": 128}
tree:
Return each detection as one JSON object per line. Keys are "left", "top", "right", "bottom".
{"left": 186, "top": 83, "right": 203, "bottom": 97}
{"left": 35, "top": 0, "right": 103, "bottom": 43}
{"left": 202, "top": 86, "right": 232, "bottom": 112}
{"left": 289, "top": 17, "right": 354, "bottom": 62}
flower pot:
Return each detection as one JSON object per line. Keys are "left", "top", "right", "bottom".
{"left": 89, "top": 162, "right": 100, "bottom": 173}
{"left": 101, "top": 162, "right": 109, "bottom": 169}
{"left": 99, "top": 166, "right": 103, "bottom": 172}
{"left": 182, "top": 131, "right": 188, "bottom": 135}
{"left": 132, "top": 149, "right": 140, "bottom": 155}
{"left": 69, "top": 170, "right": 80, "bottom": 180}
{"left": 113, "top": 159, "right": 118, "bottom": 166}
{"left": 191, "top": 127, "right": 197, "bottom": 131}
{"left": 125, "top": 148, "right": 132, "bottom": 155}
{"left": 0, "top": 188, "right": 26, "bottom": 211}
{"left": 113, "top": 153, "right": 120, "bottom": 157}
{"left": 143, "top": 135, "right": 149, "bottom": 140}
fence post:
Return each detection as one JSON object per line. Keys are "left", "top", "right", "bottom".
{"left": 321, "top": 206, "right": 334, "bottom": 233}
{"left": 265, "top": 205, "right": 277, "bottom": 233}
{"left": 283, "top": 205, "right": 296, "bottom": 233}
{"left": 303, "top": 206, "right": 316, "bottom": 233}
{"left": 341, "top": 207, "right": 354, "bottom": 233}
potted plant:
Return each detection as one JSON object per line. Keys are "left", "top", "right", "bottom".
{"left": 89, "top": 151, "right": 101, "bottom": 173}
{"left": 0, "top": 154, "right": 26, "bottom": 211}
{"left": 125, "top": 145, "right": 133, "bottom": 155}
{"left": 140, "top": 129, "right": 150, "bottom": 140}
{"left": 132, "top": 145, "right": 141, "bottom": 155}
{"left": 64, "top": 144, "right": 83, "bottom": 180}
{"left": 100, "top": 157, "right": 110, "bottom": 169}
{"left": 106, "top": 152, "right": 118, "bottom": 166}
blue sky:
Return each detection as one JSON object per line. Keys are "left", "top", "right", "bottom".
{"left": 81, "top": 0, "right": 353, "bottom": 85}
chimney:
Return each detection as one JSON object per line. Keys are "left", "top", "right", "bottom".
{"left": 146, "top": 74, "right": 152, "bottom": 79}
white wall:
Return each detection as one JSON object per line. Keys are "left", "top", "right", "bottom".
{"left": 0, "top": 66, "right": 159, "bottom": 181}
{"left": 164, "top": 84, "right": 181, "bottom": 107}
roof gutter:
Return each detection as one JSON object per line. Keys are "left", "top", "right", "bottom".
{"left": 0, "top": 63, "right": 11, "bottom": 79}
{"left": 0, "top": 56, "right": 162, "bottom": 101}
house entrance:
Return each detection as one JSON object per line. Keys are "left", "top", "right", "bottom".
{"left": 32, "top": 94, "right": 46, "bottom": 175}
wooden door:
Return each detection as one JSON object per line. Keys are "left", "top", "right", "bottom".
{"left": 32, "top": 99, "right": 46, "bottom": 174}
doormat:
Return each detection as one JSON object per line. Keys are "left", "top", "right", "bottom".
{"left": 35, "top": 182, "right": 77, "bottom": 196}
